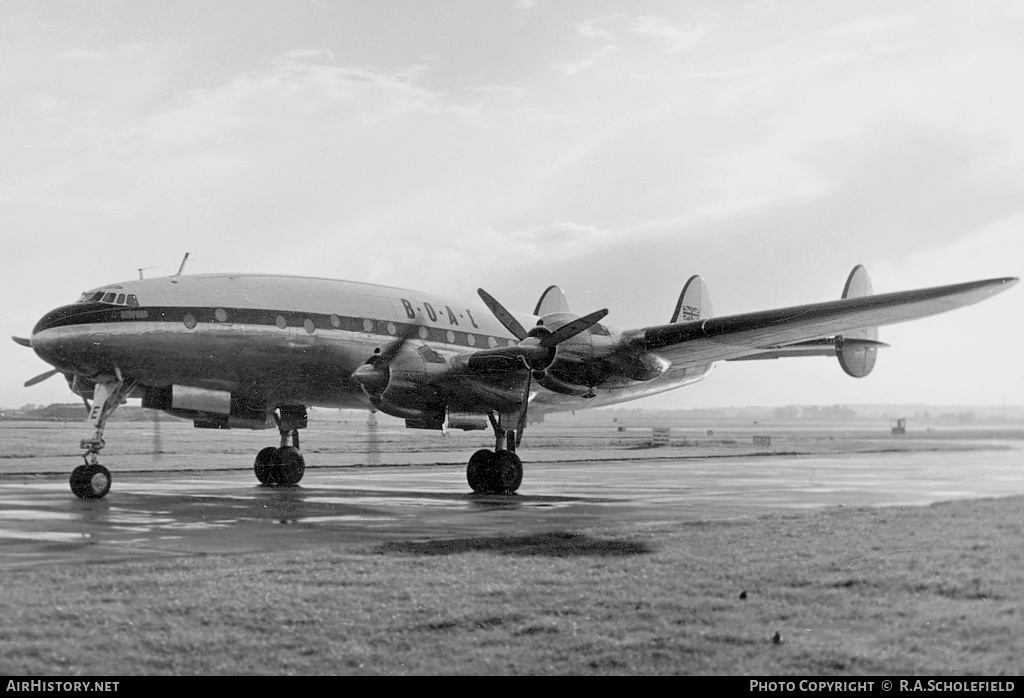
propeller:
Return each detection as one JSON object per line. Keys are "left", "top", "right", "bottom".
{"left": 14, "top": 336, "right": 65, "bottom": 389}
{"left": 24, "top": 368, "right": 60, "bottom": 387}
{"left": 474, "top": 288, "right": 608, "bottom": 371}
{"left": 350, "top": 323, "right": 420, "bottom": 395}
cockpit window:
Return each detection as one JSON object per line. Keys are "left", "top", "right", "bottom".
{"left": 590, "top": 323, "right": 612, "bottom": 337}
{"left": 79, "top": 290, "right": 140, "bottom": 306}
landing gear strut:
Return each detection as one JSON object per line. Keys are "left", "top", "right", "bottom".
{"left": 253, "top": 406, "right": 307, "bottom": 486}
{"left": 71, "top": 375, "right": 136, "bottom": 500}
{"left": 466, "top": 413, "right": 524, "bottom": 494}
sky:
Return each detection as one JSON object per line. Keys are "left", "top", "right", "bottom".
{"left": 2, "top": 0, "right": 1022, "bottom": 410}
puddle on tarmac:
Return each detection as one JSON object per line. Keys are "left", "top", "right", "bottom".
{"left": 0, "top": 510, "right": 76, "bottom": 521}
{"left": 0, "top": 528, "right": 92, "bottom": 543}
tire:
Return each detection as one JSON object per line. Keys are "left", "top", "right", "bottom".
{"left": 492, "top": 451, "right": 523, "bottom": 494}
{"left": 274, "top": 446, "right": 305, "bottom": 486}
{"left": 467, "top": 449, "right": 494, "bottom": 493}
{"left": 71, "top": 464, "right": 111, "bottom": 499}
{"left": 69, "top": 465, "right": 89, "bottom": 499}
{"left": 254, "top": 447, "right": 280, "bottom": 485}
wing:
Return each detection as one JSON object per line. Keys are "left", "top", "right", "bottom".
{"left": 637, "top": 276, "right": 1017, "bottom": 370}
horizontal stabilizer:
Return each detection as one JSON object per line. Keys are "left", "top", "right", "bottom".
{"left": 12, "top": 336, "right": 32, "bottom": 347}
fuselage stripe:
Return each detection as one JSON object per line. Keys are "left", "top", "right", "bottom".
{"left": 34, "top": 303, "right": 516, "bottom": 350}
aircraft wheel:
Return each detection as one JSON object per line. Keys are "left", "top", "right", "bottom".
{"left": 70, "top": 464, "right": 112, "bottom": 500}
{"left": 467, "top": 449, "right": 494, "bottom": 493}
{"left": 274, "top": 446, "right": 305, "bottom": 486}
{"left": 492, "top": 451, "right": 523, "bottom": 494}
{"left": 254, "top": 447, "right": 280, "bottom": 485}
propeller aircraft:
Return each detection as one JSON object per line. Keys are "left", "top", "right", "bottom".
{"left": 12, "top": 264, "right": 1017, "bottom": 500}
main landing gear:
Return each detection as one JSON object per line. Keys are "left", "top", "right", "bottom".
{"left": 254, "top": 406, "right": 307, "bottom": 486}
{"left": 466, "top": 415, "right": 524, "bottom": 494}
{"left": 71, "top": 375, "right": 136, "bottom": 500}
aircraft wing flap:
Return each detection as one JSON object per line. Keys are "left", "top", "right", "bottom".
{"left": 642, "top": 277, "right": 1016, "bottom": 366}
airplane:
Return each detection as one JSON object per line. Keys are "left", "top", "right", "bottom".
{"left": 11, "top": 263, "right": 1018, "bottom": 500}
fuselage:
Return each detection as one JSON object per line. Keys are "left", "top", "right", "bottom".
{"left": 30, "top": 274, "right": 711, "bottom": 418}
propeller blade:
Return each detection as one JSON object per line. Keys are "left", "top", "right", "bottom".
{"left": 539, "top": 308, "right": 609, "bottom": 348}
{"left": 152, "top": 409, "right": 163, "bottom": 460}
{"left": 24, "top": 368, "right": 60, "bottom": 387}
{"left": 12, "top": 336, "right": 32, "bottom": 348}
{"left": 514, "top": 372, "right": 532, "bottom": 448}
{"left": 477, "top": 289, "right": 529, "bottom": 340}
{"left": 351, "top": 323, "right": 420, "bottom": 392}
{"left": 374, "top": 323, "right": 418, "bottom": 367}
{"left": 367, "top": 411, "right": 380, "bottom": 466}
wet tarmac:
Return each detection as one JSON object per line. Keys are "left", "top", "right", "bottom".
{"left": 1, "top": 445, "right": 1022, "bottom": 569}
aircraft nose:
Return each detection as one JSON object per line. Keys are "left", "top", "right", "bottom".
{"left": 30, "top": 303, "right": 108, "bottom": 370}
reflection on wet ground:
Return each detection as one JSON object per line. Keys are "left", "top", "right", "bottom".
{"left": 0, "top": 445, "right": 1021, "bottom": 568}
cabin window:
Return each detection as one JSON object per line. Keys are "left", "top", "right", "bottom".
{"left": 386, "top": 322, "right": 397, "bottom": 336}
{"left": 183, "top": 314, "right": 197, "bottom": 329}
{"left": 331, "top": 314, "right": 341, "bottom": 329}
{"left": 467, "top": 334, "right": 476, "bottom": 347}
{"left": 362, "top": 319, "right": 374, "bottom": 333}
{"left": 418, "top": 326, "right": 430, "bottom": 340}
{"left": 276, "top": 315, "right": 287, "bottom": 330}
{"left": 215, "top": 308, "right": 227, "bottom": 322}
{"left": 304, "top": 319, "right": 315, "bottom": 334}
{"left": 446, "top": 330, "right": 456, "bottom": 343}
{"left": 488, "top": 337, "right": 497, "bottom": 348}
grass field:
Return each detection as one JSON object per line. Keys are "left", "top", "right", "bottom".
{"left": 1, "top": 495, "right": 1021, "bottom": 675}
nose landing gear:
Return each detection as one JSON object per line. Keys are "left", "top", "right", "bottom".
{"left": 70, "top": 376, "right": 136, "bottom": 500}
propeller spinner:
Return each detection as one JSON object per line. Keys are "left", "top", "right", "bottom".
{"left": 350, "top": 323, "right": 420, "bottom": 394}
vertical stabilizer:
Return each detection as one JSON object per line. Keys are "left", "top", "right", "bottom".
{"left": 671, "top": 275, "right": 713, "bottom": 323}
{"left": 837, "top": 264, "right": 878, "bottom": 377}
{"left": 534, "top": 285, "right": 571, "bottom": 315}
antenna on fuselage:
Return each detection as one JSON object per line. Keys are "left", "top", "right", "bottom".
{"left": 174, "top": 252, "right": 191, "bottom": 277}
{"left": 137, "top": 267, "right": 156, "bottom": 280}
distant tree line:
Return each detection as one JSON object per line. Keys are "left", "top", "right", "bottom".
{"left": 772, "top": 404, "right": 858, "bottom": 421}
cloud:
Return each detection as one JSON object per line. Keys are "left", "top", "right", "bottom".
{"left": 144, "top": 54, "right": 452, "bottom": 145}
{"left": 555, "top": 44, "right": 620, "bottom": 76}
{"left": 826, "top": 15, "right": 913, "bottom": 38}
{"left": 630, "top": 13, "right": 718, "bottom": 53}
{"left": 57, "top": 49, "right": 108, "bottom": 63}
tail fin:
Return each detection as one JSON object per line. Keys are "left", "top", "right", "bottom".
{"left": 671, "top": 275, "right": 713, "bottom": 323}
{"left": 837, "top": 264, "right": 878, "bottom": 377}
{"left": 534, "top": 285, "right": 571, "bottom": 315}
